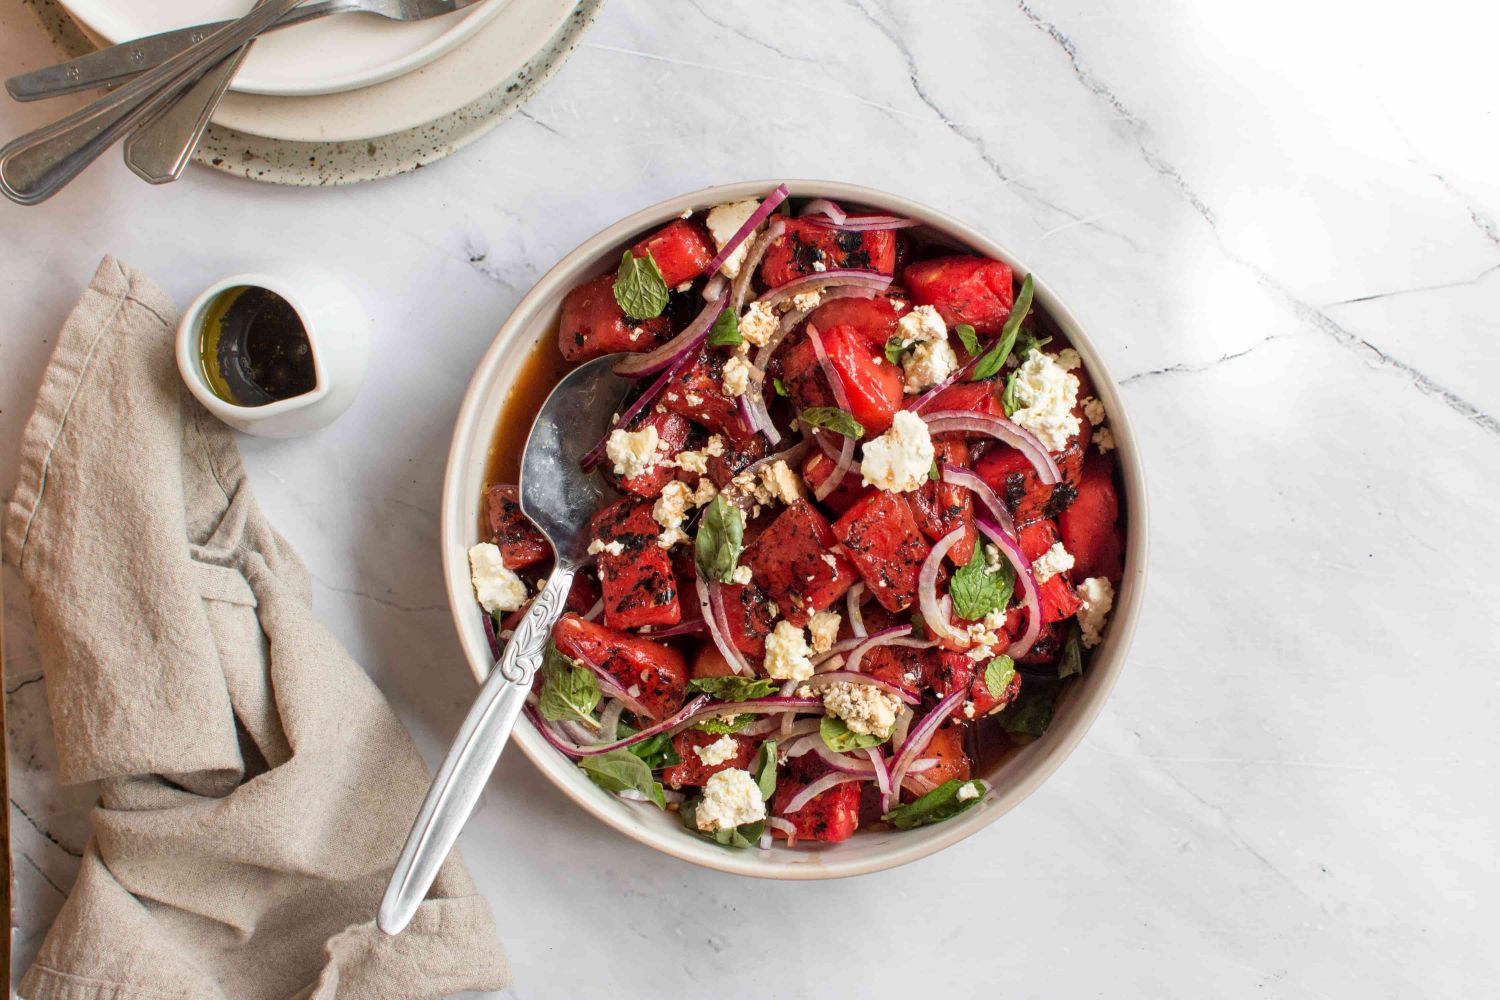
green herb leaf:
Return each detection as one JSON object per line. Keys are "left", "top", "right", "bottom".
{"left": 773, "top": 377, "right": 789, "bottom": 397}
{"left": 613, "top": 250, "right": 670, "bottom": 320}
{"left": 578, "top": 749, "right": 666, "bottom": 808}
{"left": 928, "top": 460, "right": 941, "bottom": 482}
{"left": 969, "top": 273, "right": 1034, "bottom": 381}
{"left": 799, "top": 406, "right": 865, "bottom": 439}
{"left": 688, "top": 676, "right": 777, "bottom": 701}
{"left": 1001, "top": 369, "right": 1022, "bottom": 417}
{"left": 1013, "top": 329, "right": 1052, "bottom": 360}
{"left": 707, "top": 307, "right": 742, "bottom": 348}
{"left": 910, "top": 611, "right": 928, "bottom": 640}
{"left": 884, "top": 778, "right": 986, "bottom": 829}
{"left": 883, "top": 335, "right": 908, "bottom": 365}
{"left": 627, "top": 731, "right": 681, "bottom": 770}
{"left": 694, "top": 496, "right": 744, "bottom": 584}
{"left": 820, "top": 714, "right": 885, "bottom": 752}
{"left": 753, "top": 740, "right": 778, "bottom": 801}
{"left": 537, "top": 644, "right": 600, "bottom": 728}
{"left": 694, "top": 714, "right": 755, "bottom": 734}
{"left": 999, "top": 685, "right": 1056, "bottom": 738}
{"left": 956, "top": 323, "right": 980, "bottom": 356}
{"left": 948, "top": 545, "right": 1014, "bottom": 620}
{"left": 679, "top": 800, "right": 765, "bottom": 849}
{"left": 984, "top": 655, "right": 1016, "bottom": 699}
{"left": 1057, "top": 622, "right": 1084, "bottom": 679}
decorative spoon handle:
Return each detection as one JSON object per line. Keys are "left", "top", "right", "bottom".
{"left": 0, "top": 0, "right": 300, "bottom": 205}
{"left": 378, "top": 563, "right": 576, "bottom": 936}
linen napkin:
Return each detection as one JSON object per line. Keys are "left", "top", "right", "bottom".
{"left": 3, "top": 257, "right": 508, "bottom": 1000}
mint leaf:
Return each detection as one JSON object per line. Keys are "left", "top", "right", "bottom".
{"left": 799, "top": 406, "right": 865, "bottom": 439}
{"left": 613, "top": 250, "right": 670, "bottom": 320}
{"left": 694, "top": 714, "right": 755, "bottom": 734}
{"left": 694, "top": 496, "right": 744, "bottom": 584}
{"left": 688, "top": 676, "right": 776, "bottom": 701}
{"left": 985, "top": 655, "right": 1016, "bottom": 700}
{"left": 948, "top": 546, "right": 1013, "bottom": 620}
{"left": 1001, "top": 370, "right": 1022, "bottom": 417}
{"left": 820, "top": 714, "right": 885, "bottom": 752}
{"left": 1058, "top": 622, "right": 1084, "bottom": 679}
{"left": 884, "top": 779, "right": 986, "bottom": 829}
{"left": 970, "top": 273, "right": 1034, "bottom": 381}
{"left": 753, "top": 740, "right": 778, "bottom": 800}
{"left": 773, "top": 377, "right": 789, "bottom": 397}
{"left": 707, "top": 307, "right": 742, "bottom": 348}
{"left": 538, "top": 644, "right": 600, "bottom": 727}
{"left": 579, "top": 749, "right": 666, "bottom": 808}
{"left": 883, "top": 335, "right": 907, "bottom": 365}
{"left": 956, "top": 323, "right": 980, "bottom": 356}
{"left": 627, "top": 731, "right": 681, "bottom": 770}
{"left": 999, "top": 685, "right": 1056, "bottom": 737}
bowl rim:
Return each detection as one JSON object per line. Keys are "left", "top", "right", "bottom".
{"left": 440, "top": 180, "right": 1149, "bottom": 879}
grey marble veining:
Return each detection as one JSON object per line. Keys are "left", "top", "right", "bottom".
{"left": 3, "top": 1, "right": 1498, "bottom": 997}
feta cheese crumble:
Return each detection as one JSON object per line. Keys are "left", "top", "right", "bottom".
{"left": 963, "top": 608, "right": 1009, "bottom": 661}
{"left": 808, "top": 610, "right": 841, "bottom": 654}
{"left": 706, "top": 199, "right": 761, "bottom": 278}
{"left": 860, "top": 410, "right": 935, "bottom": 493}
{"left": 467, "top": 543, "right": 528, "bottom": 614}
{"left": 605, "top": 425, "right": 662, "bottom": 479}
{"left": 587, "top": 538, "right": 625, "bottom": 557}
{"left": 1055, "top": 347, "right": 1082, "bottom": 371}
{"left": 671, "top": 435, "right": 726, "bottom": 475}
{"left": 1093, "top": 426, "right": 1116, "bottom": 454}
{"left": 694, "top": 734, "right": 739, "bottom": 767}
{"left": 739, "top": 300, "right": 779, "bottom": 347}
{"left": 695, "top": 768, "right": 766, "bottom": 831}
{"left": 821, "top": 680, "right": 901, "bottom": 738}
{"left": 731, "top": 564, "right": 754, "bottom": 586}
{"left": 1077, "top": 576, "right": 1115, "bottom": 648}
{"left": 1081, "top": 396, "right": 1106, "bottom": 426}
{"left": 763, "top": 620, "right": 815, "bottom": 681}
{"left": 1008, "top": 350, "right": 1081, "bottom": 452}
{"left": 956, "top": 782, "right": 980, "bottom": 802}
{"left": 902, "top": 338, "right": 959, "bottom": 394}
{"left": 1031, "top": 541, "right": 1075, "bottom": 583}
{"left": 791, "top": 289, "right": 823, "bottom": 313}
{"left": 722, "top": 355, "right": 753, "bottom": 398}
{"left": 759, "top": 459, "right": 803, "bottom": 505}
{"left": 893, "top": 304, "right": 948, "bottom": 348}
{"left": 654, "top": 479, "right": 713, "bottom": 549}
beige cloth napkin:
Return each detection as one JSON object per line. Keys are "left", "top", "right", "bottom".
{"left": 3, "top": 258, "right": 509, "bottom": 1000}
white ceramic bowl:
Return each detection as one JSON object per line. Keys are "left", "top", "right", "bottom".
{"left": 441, "top": 181, "right": 1148, "bottom": 879}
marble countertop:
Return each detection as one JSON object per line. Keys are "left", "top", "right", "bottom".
{"left": 4, "top": 1, "right": 1497, "bottom": 996}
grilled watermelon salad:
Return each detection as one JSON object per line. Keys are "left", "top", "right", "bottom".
{"left": 469, "top": 184, "right": 1125, "bottom": 848}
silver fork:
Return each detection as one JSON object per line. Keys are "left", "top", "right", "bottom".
{"left": 5, "top": 0, "right": 485, "bottom": 103}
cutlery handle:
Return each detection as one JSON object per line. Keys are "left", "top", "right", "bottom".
{"left": 0, "top": 0, "right": 301, "bottom": 205}
{"left": 4, "top": 1, "right": 345, "bottom": 103}
{"left": 378, "top": 564, "right": 576, "bottom": 936}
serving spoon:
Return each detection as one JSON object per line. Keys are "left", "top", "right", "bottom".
{"left": 379, "top": 353, "right": 631, "bottom": 935}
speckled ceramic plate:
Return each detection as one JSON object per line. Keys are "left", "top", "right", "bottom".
{"left": 23, "top": 0, "right": 602, "bottom": 186}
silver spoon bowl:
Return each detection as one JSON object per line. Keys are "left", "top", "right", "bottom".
{"left": 379, "top": 353, "right": 631, "bottom": 935}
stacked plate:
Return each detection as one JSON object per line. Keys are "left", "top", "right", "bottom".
{"left": 41, "top": 0, "right": 602, "bottom": 184}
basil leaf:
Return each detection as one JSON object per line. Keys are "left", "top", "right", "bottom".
{"left": 538, "top": 644, "right": 600, "bottom": 727}
{"left": 820, "top": 714, "right": 884, "bottom": 752}
{"left": 1058, "top": 622, "right": 1084, "bottom": 679}
{"left": 956, "top": 323, "right": 980, "bottom": 356}
{"left": 688, "top": 676, "right": 776, "bottom": 700}
{"left": 613, "top": 250, "right": 670, "bottom": 320}
{"left": 707, "top": 307, "right": 742, "bottom": 348}
{"left": 578, "top": 749, "right": 666, "bottom": 808}
{"left": 753, "top": 740, "right": 778, "bottom": 801}
{"left": 694, "top": 496, "right": 744, "bottom": 584}
{"left": 948, "top": 546, "right": 1013, "bottom": 620}
{"left": 985, "top": 655, "right": 1016, "bottom": 699}
{"left": 773, "top": 377, "right": 789, "bottom": 397}
{"left": 627, "top": 731, "right": 681, "bottom": 770}
{"left": 1013, "top": 329, "right": 1052, "bottom": 360}
{"left": 883, "top": 335, "right": 907, "bottom": 365}
{"left": 970, "top": 273, "right": 1035, "bottom": 381}
{"left": 679, "top": 800, "right": 765, "bottom": 849}
{"left": 884, "top": 778, "right": 986, "bottom": 829}
{"left": 928, "top": 460, "right": 941, "bottom": 482}
{"left": 1001, "top": 370, "right": 1022, "bottom": 417}
{"left": 694, "top": 714, "right": 755, "bottom": 734}
{"left": 999, "top": 684, "right": 1056, "bottom": 737}
{"left": 799, "top": 406, "right": 865, "bottom": 439}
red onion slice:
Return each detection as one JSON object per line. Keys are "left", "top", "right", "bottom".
{"left": 579, "top": 360, "right": 684, "bottom": 471}
{"left": 800, "top": 669, "right": 920, "bottom": 705}
{"left": 614, "top": 284, "right": 730, "bottom": 378}
{"left": 784, "top": 771, "right": 868, "bottom": 815}
{"left": 741, "top": 716, "right": 820, "bottom": 739}
{"left": 582, "top": 597, "right": 604, "bottom": 622}
{"left": 866, "top": 748, "right": 892, "bottom": 800}
{"left": 670, "top": 695, "right": 824, "bottom": 736}
{"left": 599, "top": 698, "right": 625, "bottom": 742}
{"left": 917, "top": 526, "right": 976, "bottom": 646}
{"left": 920, "top": 411, "right": 1061, "bottom": 484}
{"left": 941, "top": 463, "right": 1018, "bottom": 541}
{"left": 696, "top": 575, "right": 752, "bottom": 676}
{"left": 767, "top": 815, "right": 798, "bottom": 844}
{"left": 812, "top": 624, "right": 907, "bottom": 666}
{"left": 806, "top": 324, "right": 860, "bottom": 501}
{"left": 576, "top": 656, "right": 655, "bottom": 720}
{"left": 755, "top": 270, "right": 893, "bottom": 313}
{"left": 800, "top": 198, "right": 847, "bottom": 225}
{"left": 810, "top": 744, "right": 879, "bottom": 775}
{"left": 646, "top": 616, "right": 710, "bottom": 637}
{"left": 845, "top": 624, "right": 912, "bottom": 675}
{"left": 847, "top": 583, "right": 867, "bottom": 637}
{"left": 524, "top": 695, "right": 712, "bottom": 758}
{"left": 885, "top": 688, "right": 967, "bottom": 812}
{"left": 739, "top": 365, "right": 782, "bottom": 445}
{"left": 481, "top": 610, "right": 502, "bottom": 659}
{"left": 753, "top": 286, "right": 877, "bottom": 370}
{"left": 975, "top": 516, "right": 1043, "bottom": 660}
{"left": 704, "top": 183, "right": 791, "bottom": 277}
{"left": 731, "top": 218, "right": 786, "bottom": 313}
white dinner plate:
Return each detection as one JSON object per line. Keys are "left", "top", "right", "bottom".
{"left": 54, "top": 0, "right": 510, "bottom": 96}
